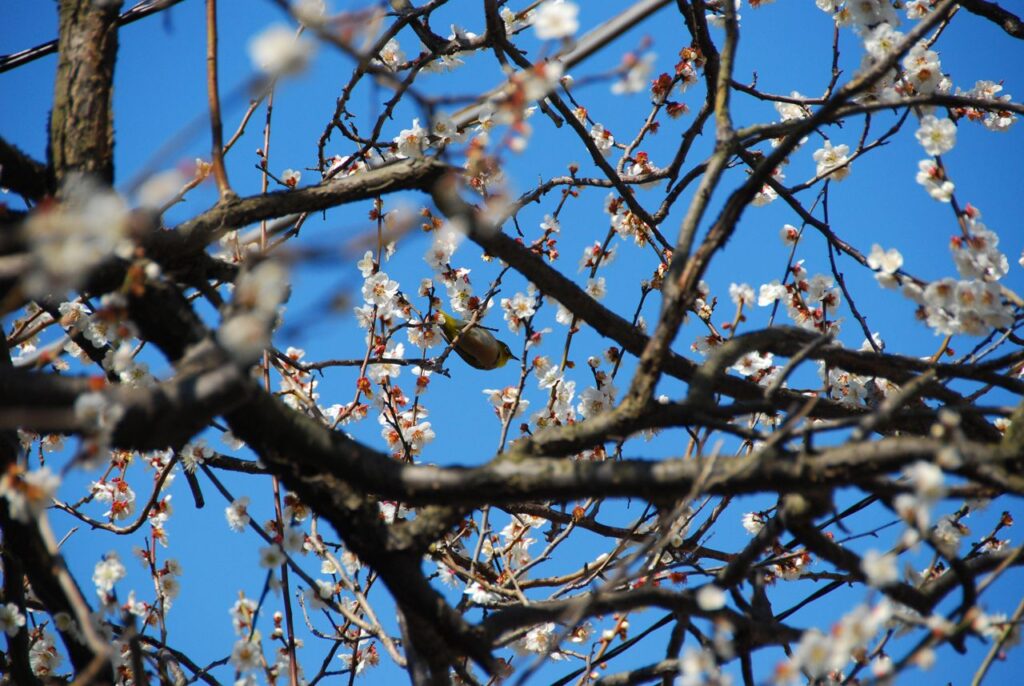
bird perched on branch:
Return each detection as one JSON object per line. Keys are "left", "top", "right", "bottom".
{"left": 438, "top": 310, "right": 518, "bottom": 370}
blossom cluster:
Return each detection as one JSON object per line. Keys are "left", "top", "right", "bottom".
{"left": 901, "top": 207, "right": 1014, "bottom": 336}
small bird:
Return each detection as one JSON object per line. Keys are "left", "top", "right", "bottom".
{"left": 437, "top": 309, "right": 518, "bottom": 370}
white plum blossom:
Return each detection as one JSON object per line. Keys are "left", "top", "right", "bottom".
{"left": 228, "top": 259, "right": 290, "bottom": 316}
{"left": 105, "top": 343, "right": 154, "bottom": 389}
{"left": 326, "top": 149, "right": 384, "bottom": 178}
{"left": 337, "top": 644, "right": 380, "bottom": 675}
{"left": 809, "top": 274, "right": 840, "bottom": 310}
{"left": 229, "top": 596, "right": 258, "bottom": 636}
{"left": 788, "top": 628, "right": 849, "bottom": 679}
{"left": 513, "top": 60, "right": 564, "bottom": 104}
{"left": 741, "top": 512, "right": 766, "bottom": 535}
{"left": 226, "top": 496, "right": 251, "bottom": 532}
{"left": 424, "top": 228, "right": 460, "bottom": 270}
{"left": 374, "top": 38, "right": 405, "bottom": 71}
{"left": 915, "top": 115, "right": 957, "bottom": 156}
{"left": 678, "top": 647, "right": 725, "bottom": 686}
{"left": 758, "top": 280, "right": 787, "bottom": 306}
{"left": 779, "top": 224, "right": 801, "bottom": 245}
{"left": 848, "top": 0, "right": 899, "bottom": 31}
{"left": 756, "top": 269, "right": 843, "bottom": 334}
{"left": 579, "top": 241, "right": 616, "bottom": 272}
{"left": 612, "top": 52, "right": 656, "bottom": 95}
{"left": 706, "top": 0, "right": 741, "bottom": 29}
{"left": 408, "top": 319, "right": 442, "bottom": 348}
{"left": 394, "top": 118, "right": 427, "bottom": 158}
{"left": 867, "top": 244, "right": 903, "bottom": 287}
{"left": 423, "top": 49, "right": 466, "bottom": 75}
{"left": 904, "top": 460, "right": 945, "bottom": 500}
{"left": 367, "top": 342, "right": 405, "bottom": 383}
{"left": 501, "top": 6, "right": 532, "bottom": 33}
{"left": 501, "top": 292, "right": 536, "bottom": 333}
{"left": 515, "top": 622, "right": 565, "bottom": 658}
{"left": 902, "top": 42, "right": 942, "bottom": 95}
{"left": 483, "top": 386, "right": 529, "bottom": 422}
{"left": 728, "top": 282, "right": 755, "bottom": 307}
{"left": 533, "top": 375, "right": 577, "bottom": 427}
{"left": 501, "top": 517, "right": 539, "bottom": 566}
{"left": 30, "top": 630, "right": 62, "bottom": 676}
{"left": 552, "top": 299, "right": 574, "bottom": 326}
{"left": 905, "top": 0, "right": 934, "bottom": 19}
{"left": 775, "top": 92, "right": 810, "bottom": 122}
{"left": 585, "top": 277, "right": 607, "bottom": 300}
{"left": 821, "top": 363, "right": 870, "bottom": 405}
{"left": 861, "top": 549, "right": 899, "bottom": 587}
{"left": 218, "top": 313, "right": 271, "bottom": 364}
{"left": 590, "top": 123, "right": 615, "bottom": 155}
{"left": 951, "top": 224, "right": 1009, "bottom": 282}
{"left": 732, "top": 352, "right": 773, "bottom": 377}
{"left": 0, "top": 466, "right": 60, "bottom": 523}
{"left": 533, "top": 0, "right": 578, "bottom": 40}
{"left": 305, "top": 580, "right": 335, "bottom": 610}
{"left": 357, "top": 250, "right": 375, "bottom": 278}
{"left": 913, "top": 277, "right": 1012, "bottom": 336}
{"left": 577, "top": 383, "right": 616, "bottom": 418}
{"left": 0, "top": 602, "right": 26, "bottom": 637}
{"left": 293, "top": 0, "right": 326, "bottom": 26}
{"left": 430, "top": 112, "right": 464, "bottom": 146}
{"left": 361, "top": 271, "right": 399, "bottom": 308}
{"left": 158, "top": 575, "right": 181, "bottom": 606}
{"left": 136, "top": 168, "right": 186, "bottom": 209}
{"left": 92, "top": 478, "right": 136, "bottom": 521}
{"left": 249, "top": 24, "right": 314, "bottom": 76}
{"left": 540, "top": 213, "right": 560, "bottom": 233}
{"left": 378, "top": 500, "right": 410, "bottom": 523}
{"left": 464, "top": 581, "right": 500, "bottom": 605}
{"left": 281, "top": 526, "right": 305, "bottom": 554}
{"left": 219, "top": 262, "right": 288, "bottom": 364}
{"left": 93, "top": 552, "right": 126, "bottom": 595}
{"left": 231, "top": 638, "right": 262, "bottom": 673}
{"left": 443, "top": 267, "right": 475, "bottom": 314}
{"left": 752, "top": 167, "right": 784, "bottom": 206}
{"left": 964, "top": 79, "right": 1003, "bottom": 100}
{"left": 863, "top": 23, "right": 903, "bottom": 58}
{"left": 24, "top": 177, "right": 130, "bottom": 297}
{"left": 915, "top": 159, "right": 954, "bottom": 201}
{"left": 695, "top": 584, "right": 726, "bottom": 611}
{"left": 813, "top": 140, "right": 851, "bottom": 181}
{"left": 627, "top": 153, "right": 663, "bottom": 188}
{"left": 180, "top": 440, "right": 210, "bottom": 473}
{"left": 259, "top": 543, "right": 287, "bottom": 568}
{"left": 959, "top": 80, "right": 1017, "bottom": 132}
{"left": 935, "top": 515, "right": 967, "bottom": 551}
{"left": 280, "top": 168, "right": 301, "bottom": 188}
{"left": 872, "top": 655, "right": 894, "bottom": 678}
{"left": 860, "top": 332, "right": 885, "bottom": 353}
{"left": 405, "top": 421, "right": 435, "bottom": 454}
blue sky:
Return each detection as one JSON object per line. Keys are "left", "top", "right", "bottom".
{"left": 2, "top": 1, "right": 1023, "bottom": 683}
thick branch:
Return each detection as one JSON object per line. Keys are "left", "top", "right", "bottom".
{"left": 0, "top": 137, "right": 49, "bottom": 201}
{"left": 50, "top": 0, "right": 123, "bottom": 187}
{"left": 482, "top": 586, "right": 801, "bottom": 648}
{"left": 958, "top": 0, "right": 1024, "bottom": 38}
{"left": 0, "top": 341, "right": 113, "bottom": 683}
{"left": 153, "top": 157, "right": 448, "bottom": 265}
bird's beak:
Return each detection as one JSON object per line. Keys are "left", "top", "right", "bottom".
{"left": 510, "top": 353, "right": 520, "bottom": 361}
